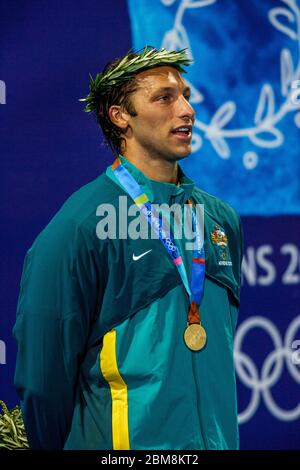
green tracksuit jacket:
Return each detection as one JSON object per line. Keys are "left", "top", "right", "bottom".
{"left": 13, "top": 156, "right": 243, "bottom": 450}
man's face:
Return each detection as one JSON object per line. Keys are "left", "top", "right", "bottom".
{"left": 124, "top": 66, "right": 195, "bottom": 162}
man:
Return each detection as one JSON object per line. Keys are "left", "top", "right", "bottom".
{"left": 14, "top": 47, "right": 243, "bottom": 450}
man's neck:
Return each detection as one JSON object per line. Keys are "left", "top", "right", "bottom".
{"left": 122, "top": 151, "right": 179, "bottom": 184}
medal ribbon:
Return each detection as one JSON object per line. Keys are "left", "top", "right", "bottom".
{"left": 112, "top": 157, "right": 206, "bottom": 324}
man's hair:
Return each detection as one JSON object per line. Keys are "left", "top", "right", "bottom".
{"left": 80, "top": 47, "right": 192, "bottom": 154}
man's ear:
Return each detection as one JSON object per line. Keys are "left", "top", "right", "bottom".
{"left": 108, "top": 105, "right": 130, "bottom": 130}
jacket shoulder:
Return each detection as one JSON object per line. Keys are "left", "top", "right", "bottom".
{"left": 28, "top": 172, "right": 122, "bottom": 254}
{"left": 58, "top": 172, "right": 123, "bottom": 219}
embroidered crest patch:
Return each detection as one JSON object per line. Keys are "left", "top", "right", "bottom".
{"left": 210, "top": 227, "right": 228, "bottom": 247}
{"left": 210, "top": 226, "right": 232, "bottom": 266}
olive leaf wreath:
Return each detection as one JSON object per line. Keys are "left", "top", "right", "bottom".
{"left": 79, "top": 47, "right": 192, "bottom": 114}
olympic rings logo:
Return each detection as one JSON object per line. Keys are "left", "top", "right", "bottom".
{"left": 234, "top": 316, "right": 300, "bottom": 423}
{"left": 165, "top": 238, "right": 176, "bottom": 252}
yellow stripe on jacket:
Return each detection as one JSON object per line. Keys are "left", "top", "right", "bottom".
{"left": 100, "top": 329, "right": 130, "bottom": 450}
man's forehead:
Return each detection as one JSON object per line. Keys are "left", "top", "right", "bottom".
{"left": 135, "top": 66, "right": 187, "bottom": 91}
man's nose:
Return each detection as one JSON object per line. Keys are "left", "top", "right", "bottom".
{"left": 178, "top": 95, "right": 195, "bottom": 122}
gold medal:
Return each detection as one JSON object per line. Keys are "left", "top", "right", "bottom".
{"left": 184, "top": 323, "right": 207, "bottom": 351}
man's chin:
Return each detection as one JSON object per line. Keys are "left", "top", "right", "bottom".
{"left": 175, "top": 144, "right": 192, "bottom": 160}
{"left": 156, "top": 144, "right": 192, "bottom": 162}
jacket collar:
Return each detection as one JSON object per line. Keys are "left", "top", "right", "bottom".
{"left": 106, "top": 155, "right": 195, "bottom": 205}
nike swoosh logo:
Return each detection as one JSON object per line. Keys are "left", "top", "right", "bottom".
{"left": 132, "top": 249, "right": 152, "bottom": 261}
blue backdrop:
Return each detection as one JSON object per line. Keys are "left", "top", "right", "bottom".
{"left": 1, "top": 0, "right": 299, "bottom": 450}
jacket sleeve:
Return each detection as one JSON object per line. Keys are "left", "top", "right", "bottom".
{"left": 13, "top": 220, "right": 100, "bottom": 449}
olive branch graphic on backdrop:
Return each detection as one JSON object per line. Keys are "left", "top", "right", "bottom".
{"left": 161, "top": 0, "right": 300, "bottom": 169}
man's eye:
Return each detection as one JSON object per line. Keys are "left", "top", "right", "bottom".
{"left": 157, "top": 95, "right": 170, "bottom": 102}
{"left": 184, "top": 94, "right": 191, "bottom": 102}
